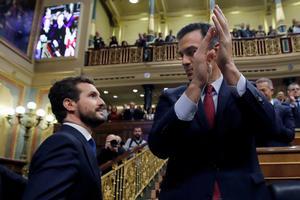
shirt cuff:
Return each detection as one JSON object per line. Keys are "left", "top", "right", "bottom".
{"left": 174, "top": 92, "right": 198, "bottom": 121}
{"left": 236, "top": 74, "right": 247, "bottom": 96}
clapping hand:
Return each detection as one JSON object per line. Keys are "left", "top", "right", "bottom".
{"left": 191, "top": 27, "right": 216, "bottom": 89}
{"left": 212, "top": 5, "right": 241, "bottom": 85}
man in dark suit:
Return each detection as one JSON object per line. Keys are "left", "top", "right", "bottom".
{"left": 23, "top": 76, "right": 107, "bottom": 200}
{"left": 148, "top": 5, "right": 278, "bottom": 200}
{"left": 256, "top": 78, "right": 295, "bottom": 146}
{"left": 286, "top": 82, "right": 300, "bottom": 128}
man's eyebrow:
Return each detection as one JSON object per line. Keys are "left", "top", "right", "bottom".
{"left": 88, "top": 90, "right": 100, "bottom": 96}
{"left": 178, "top": 46, "right": 198, "bottom": 54}
{"left": 185, "top": 46, "right": 198, "bottom": 52}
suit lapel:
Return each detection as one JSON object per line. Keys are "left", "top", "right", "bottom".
{"left": 215, "top": 80, "right": 231, "bottom": 127}
{"left": 60, "top": 125, "right": 101, "bottom": 185}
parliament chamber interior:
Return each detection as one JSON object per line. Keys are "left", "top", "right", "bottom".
{"left": 1, "top": 0, "right": 300, "bottom": 199}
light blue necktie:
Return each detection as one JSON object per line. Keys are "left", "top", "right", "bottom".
{"left": 88, "top": 138, "right": 97, "bottom": 156}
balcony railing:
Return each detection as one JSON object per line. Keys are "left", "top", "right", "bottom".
{"left": 101, "top": 146, "right": 167, "bottom": 200}
{"left": 86, "top": 34, "right": 300, "bottom": 66}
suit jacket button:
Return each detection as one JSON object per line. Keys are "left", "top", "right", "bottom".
{"left": 256, "top": 95, "right": 264, "bottom": 104}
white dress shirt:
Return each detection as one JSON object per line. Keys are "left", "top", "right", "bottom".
{"left": 174, "top": 74, "right": 247, "bottom": 121}
{"left": 63, "top": 122, "right": 92, "bottom": 142}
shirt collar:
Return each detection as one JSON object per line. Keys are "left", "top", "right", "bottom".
{"left": 63, "top": 122, "right": 92, "bottom": 141}
{"left": 201, "top": 74, "right": 223, "bottom": 97}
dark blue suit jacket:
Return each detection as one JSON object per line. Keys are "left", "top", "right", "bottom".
{"left": 0, "top": 165, "right": 27, "bottom": 200}
{"left": 268, "top": 101, "right": 295, "bottom": 146}
{"left": 22, "top": 125, "right": 102, "bottom": 200}
{"left": 287, "top": 101, "right": 300, "bottom": 128}
{"left": 148, "top": 80, "right": 278, "bottom": 200}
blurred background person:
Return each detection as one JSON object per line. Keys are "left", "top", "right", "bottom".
{"left": 97, "top": 134, "right": 120, "bottom": 173}
{"left": 124, "top": 127, "right": 147, "bottom": 151}
{"left": 256, "top": 78, "right": 295, "bottom": 146}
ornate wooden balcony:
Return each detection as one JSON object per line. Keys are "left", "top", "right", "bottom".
{"left": 86, "top": 34, "right": 300, "bottom": 66}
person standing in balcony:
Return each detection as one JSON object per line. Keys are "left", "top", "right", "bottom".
{"left": 93, "top": 31, "right": 105, "bottom": 49}
{"left": 109, "top": 36, "right": 119, "bottom": 47}
{"left": 23, "top": 76, "right": 107, "bottom": 200}
{"left": 148, "top": 5, "right": 278, "bottom": 200}
{"left": 165, "top": 30, "right": 176, "bottom": 43}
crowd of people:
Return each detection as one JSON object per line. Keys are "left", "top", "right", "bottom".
{"left": 231, "top": 19, "right": 300, "bottom": 39}
{"left": 96, "top": 127, "right": 147, "bottom": 174}
{"left": 92, "top": 19, "right": 300, "bottom": 51}
{"left": 2, "top": 5, "right": 300, "bottom": 200}
{"left": 106, "top": 102, "right": 155, "bottom": 122}
{"left": 93, "top": 29, "right": 177, "bottom": 50}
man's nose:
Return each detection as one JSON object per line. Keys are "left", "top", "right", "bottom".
{"left": 98, "top": 97, "right": 106, "bottom": 106}
{"left": 182, "top": 55, "right": 191, "bottom": 66}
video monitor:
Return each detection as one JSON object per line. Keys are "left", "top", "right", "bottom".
{"left": 35, "top": 2, "right": 81, "bottom": 59}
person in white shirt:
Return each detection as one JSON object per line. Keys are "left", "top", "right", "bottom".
{"left": 124, "top": 127, "right": 147, "bottom": 151}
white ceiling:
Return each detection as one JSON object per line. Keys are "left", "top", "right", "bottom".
{"left": 110, "top": 0, "right": 271, "bottom": 18}
{"left": 98, "top": 82, "right": 185, "bottom": 106}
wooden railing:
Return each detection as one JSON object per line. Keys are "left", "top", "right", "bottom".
{"left": 100, "top": 144, "right": 167, "bottom": 200}
{"left": 0, "top": 157, "right": 26, "bottom": 174}
{"left": 86, "top": 45, "right": 144, "bottom": 66}
{"left": 258, "top": 146, "right": 300, "bottom": 180}
{"left": 291, "top": 130, "right": 300, "bottom": 146}
{"left": 100, "top": 144, "right": 300, "bottom": 200}
{"left": 86, "top": 34, "right": 300, "bottom": 66}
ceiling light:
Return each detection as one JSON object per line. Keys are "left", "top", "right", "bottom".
{"left": 140, "top": 94, "right": 144, "bottom": 97}
{"left": 113, "top": 95, "right": 118, "bottom": 99}
{"left": 129, "top": 0, "right": 139, "bottom": 4}
{"left": 292, "top": 1, "right": 300, "bottom": 6}
{"left": 103, "top": 90, "right": 109, "bottom": 94}
{"left": 183, "top": 14, "right": 193, "bottom": 18}
{"left": 27, "top": 102, "right": 37, "bottom": 110}
{"left": 230, "top": 11, "right": 240, "bottom": 14}
{"left": 132, "top": 89, "right": 138, "bottom": 93}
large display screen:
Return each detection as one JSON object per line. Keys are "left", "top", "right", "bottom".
{"left": 35, "top": 2, "right": 81, "bottom": 59}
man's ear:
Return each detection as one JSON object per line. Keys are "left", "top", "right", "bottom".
{"left": 63, "top": 98, "right": 76, "bottom": 112}
{"left": 206, "top": 48, "right": 216, "bottom": 63}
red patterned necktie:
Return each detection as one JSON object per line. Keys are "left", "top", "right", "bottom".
{"left": 203, "top": 84, "right": 215, "bottom": 129}
{"left": 203, "top": 85, "right": 221, "bottom": 199}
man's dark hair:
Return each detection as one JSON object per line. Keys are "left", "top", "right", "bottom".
{"left": 48, "top": 76, "right": 95, "bottom": 123}
{"left": 176, "top": 23, "right": 218, "bottom": 49}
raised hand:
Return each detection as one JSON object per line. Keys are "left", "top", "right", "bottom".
{"left": 191, "top": 27, "right": 216, "bottom": 89}
{"left": 212, "top": 5, "right": 241, "bottom": 85}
